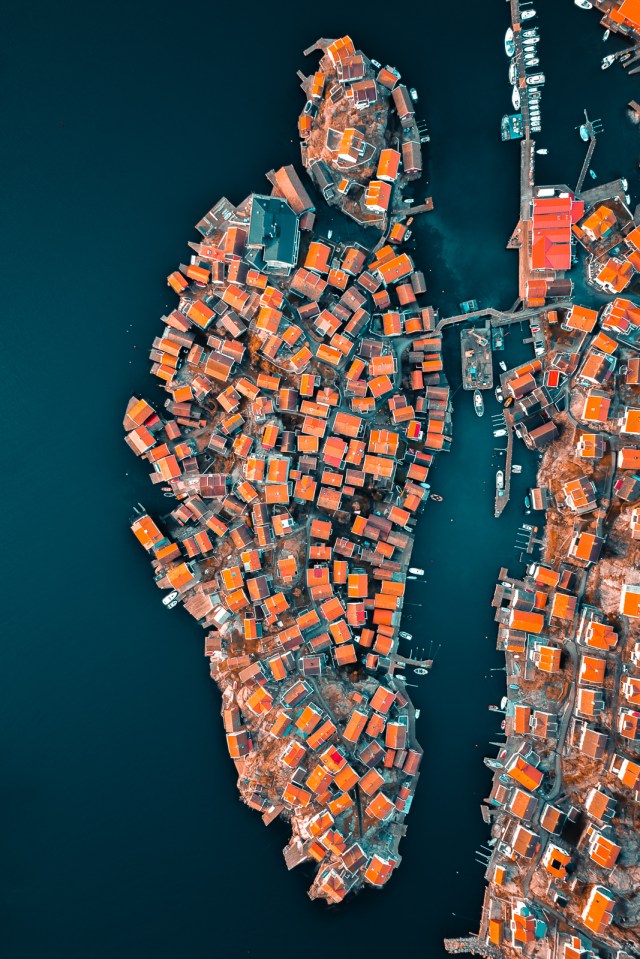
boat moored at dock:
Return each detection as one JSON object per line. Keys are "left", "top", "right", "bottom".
{"left": 505, "top": 28, "right": 515, "bottom": 57}
{"left": 474, "top": 389, "right": 485, "bottom": 416}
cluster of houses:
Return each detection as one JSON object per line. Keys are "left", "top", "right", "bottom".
{"left": 573, "top": 196, "right": 640, "bottom": 298}
{"left": 124, "top": 39, "right": 452, "bottom": 902}
{"left": 476, "top": 287, "right": 640, "bottom": 952}
{"left": 522, "top": 183, "right": 640, "bottom": 311}
{"left": 481, "top": 548, "right": 640, "bottom": 955}
{"left": 297, "top": 36, "right": 424, "bottom": 229}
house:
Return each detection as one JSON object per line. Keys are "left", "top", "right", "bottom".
{"left": 620, "top": 583, "right": 640, "bottom": 617}
{"left": 568, "top": 530, "right": 604, "bottom": 565}
{"left": 580, "top": 205, "right": 616, "bottom": 242}
{"left": 246, "top": 195, "right": 300, "bottom": 275}
{"left": 562, "top": 476, "right": 597, "bottom": 514}
{"left": 581, "top": 390, "right": 610, "bottom": 423}
{"left": 581, "top": 886, "right": 615, "bottom": 936}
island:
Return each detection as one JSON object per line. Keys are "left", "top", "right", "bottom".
{"left": 124, "top": 36, "right": 444, "bottom": 903}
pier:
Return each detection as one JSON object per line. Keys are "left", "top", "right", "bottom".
{"left": 494, "top": 422, "right": 513, "bottom": 518}
{"left": 461, "top": 325, "right": 493, "bottom": 391}
{"left": 575, "top": 111, "right": 600, "bottom": 194}
{"left": 444, "top": 936, "right": 501, "bottom": 957}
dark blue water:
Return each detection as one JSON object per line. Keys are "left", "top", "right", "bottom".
{"left": 3, "top": 2, "right": 637, "bottom": 956}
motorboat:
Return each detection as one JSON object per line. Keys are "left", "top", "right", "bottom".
{"left": 409, "top": 567, "right": 424, "bottom": 576}
{"left": 499, "top": 360, "right": 508, "bottom": 371}
{"left": 522, "top": 7, "right": 536, "bottom": 18}
{"left": 505, "top": 27, "right": 515, "bottom": 57}
{"left": 474, "top": 389, "right": 485, "bottom": 416}
{"left": 526, "top": 73, "right": 545, "bottom": 85}
{"left": 603, "top": 28, "right": 610, "bottom": 40}
{"left": 494, "top": 428, "right": 507, "bottom": 438}
{"left": 574, "top": 0, "right": 592, "bottom": 8}
{"left": 579, "top": 123, "right": 590, "bottom": 140}
{"left": 410, "top": 87, "right": 419, "bottom": 101}
{"left": 162, "top": 590, "right": 179, "bottom": 607}
{"left": 496, "top": 470, "right": 505, "bottom": 491}
{"left": 601, "top": 54, "right": 615, "bottom": 69}
{"left": 536, "top": 148, "right": 548, "bottom": 154}
{"left": 509, "top": 60, "right": 517, "bottom": 84}
{"left": 399, "top": 631, "right": 413, "bottom": 640}
{"left": 525, "top": 58, "right": 540, "bottom": 66}
{"left": 495, "top": 387, "right": 504, "bottom": 402}
{"left": 523, "top": 28, "right": 539, "bottom": 37}
{"left": 512, "top": 87, "right": 521, "bottom": 110}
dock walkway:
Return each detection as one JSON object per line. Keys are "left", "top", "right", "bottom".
{"left": 494, "top": 422, "right": 514, "bottom": 518}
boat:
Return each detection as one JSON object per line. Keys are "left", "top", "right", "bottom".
{"left": 496, "top": 470, "right": 505, "bottom": 491}
{"left": 512, "top": 87, "right": 521, "bottom": 110}
{"left": 603, "top": 28, "right": 610, "bottom": 41}
{"left": 460, "top": 298, "right": 479, "bottom": 313}
{"left": 536, "top": 148, "right": 548, "bottom": 154}
{"left": 508, "top": 61, "right": 518, "bottom": 85}
{"left": 407, "top": 575, "right": 417, "bottom": 580}
{"left": 499, "top": 360, "right": 508, "bottom": 371}
{"left": 505, "top": 27, "right": 515, "bottom": 57}
{"left": 474, "top": 389, "right": 485, "bottom": 416}
{"left": 501, "top": 113, "right": 524, "bottom": 141}
{"left": 601, "top": 54, "right": 615, "bottom": 69}
{"left": 409, "top": 87, "right": 419, "bottom": 101}
{"left": 409, "top": 567, "right": 424, "bottom": 576}
{"left": 579, "top": 123, "right": 590, "bottom": 141}
{"left": 399, "top": 631, "right": 412, "bottom": 640}
{"left": 495, "top": 386, "right": 504, "bottom": 402}
{"left": 526, "top": 73, "right": 545, "bottom": 85}
{"left": 574, "top": 0, "right": 592, "bottom": 7}
{"left": 430, "top": 493, "right": 443, "bottom": 502}
{"left": 522, "top": 7, "right": 536, "bottom": 18}
{"left": 512, "top": 464, "right": 522, "bottom": 474}
{"left": 492, "top": 327, "right": 504, "bottom": 350}
{"left": 589, "top": 169, "right": 597, "bottom": 179}
{"left": 494, "top": 428, "right": 507, "bottom": 438}
{"left": 524, "top": 495, "right": 531, "bottom": 509}
{"left": 162, "top": 590, "right": 179, "bottom": 607}
{"left": 523, "top": 28, "right": 539, "bottom": 38}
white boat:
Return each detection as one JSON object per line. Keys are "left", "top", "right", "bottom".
{"left": 499, "top": 360, "right": 508, "bottom": 371}
{"left": 603, "top": 28, "right": 610, "bottom": 40}
{"left": 522, "top": 8, "right": 536, "bottom": 18}
{"left": 505, "top": 27, "right": 515, "bottom": 57}
{"left": 474, "top": 390, "right": 485, "bottom": 416}
{"left": 409, "top": 87, "right": 419, "bottom": 101}
{"left": 409, "top": 567, "right": 424, "bottom": 576}
{"left": 512, "top": 87, "right": 521, "bottom": 110}
{"left": 509, "top": 60, "right": 517, "bottom": 85}
{"left": 399, "top": 631, "right": 413, "bottom": 640}
{"left": 496, "top": 470, "right": 505, "bottom": 491}
{"left": 574, "top": 0, "right": 592, "bottom": 7}
{"left": 523, "top": 28, "right": 538, "bottom": 37}
{"left": 512, "top": 464, "right": 522, "bottom": 474}
{"left": 494, "top": 428, "right": 507, "bottom": 438}
{"left": 579, "top": 123, "right": 590, "bottom": 141}
{"left": 601, "top": 54, "right": 615, "bottom": 69}
{"left": 526, "top": 73, "right": 545, "bottom": 85}
{"left": 162, "top": 590, "right": 179, "bottom": 606}
{"left": 536, "top": 148, "right": 548, "bottom": 154}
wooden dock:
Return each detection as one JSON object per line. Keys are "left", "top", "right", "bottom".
{"left": 444, "top": 936, "right": 500, "bottom": 957}
{"left": 494, "top": 422, "right": 514, "bottom": 518}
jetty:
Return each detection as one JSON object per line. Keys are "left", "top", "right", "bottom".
{"left": 494, "top": 422, "right": 514, "bottom": 518}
